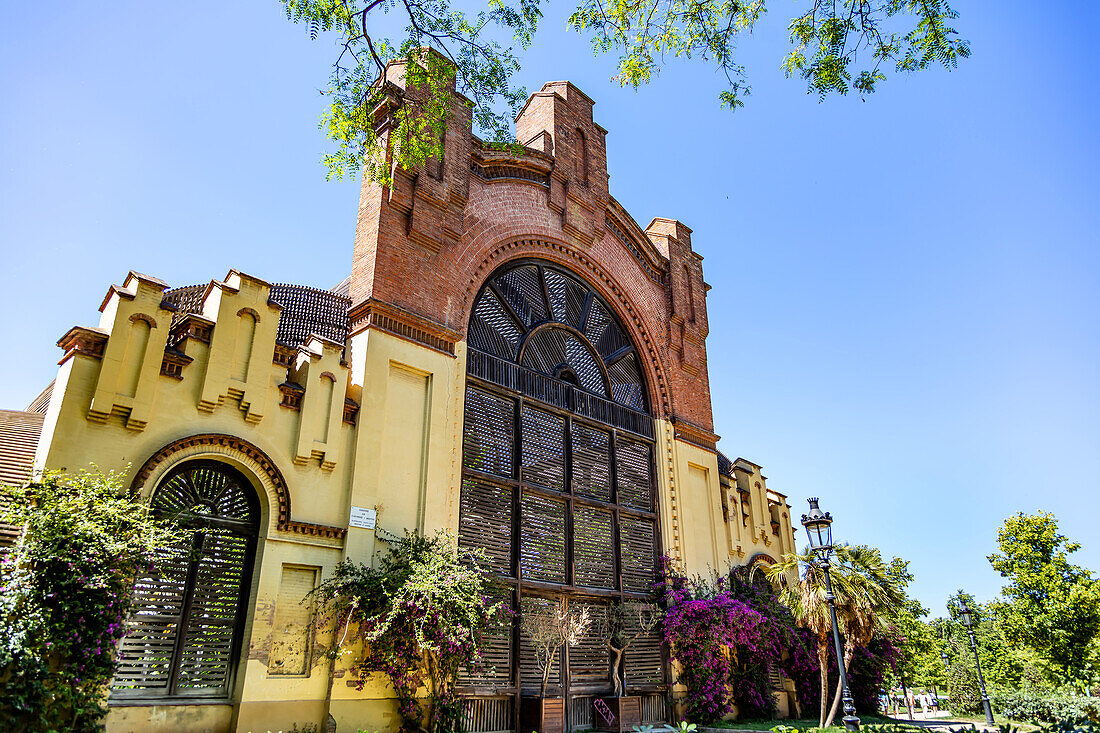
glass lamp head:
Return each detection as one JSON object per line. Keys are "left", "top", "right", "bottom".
{"left": 958, "top": 602, "right": 974, "bottom": 629}
{"left": 801, "top": 497, "right": 834, "bottom": 551}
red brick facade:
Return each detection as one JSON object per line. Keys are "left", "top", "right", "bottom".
{"left": 350, "top": 67, "right": 717, "bottom": 443}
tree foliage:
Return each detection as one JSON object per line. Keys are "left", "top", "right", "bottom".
{"left": 767, "top": 544, "right": 904, "bottom": 727}
{"left": 311, "top": 531, "right": 505, "bottom": 733}
{"left": 280, "top": 0, "right": 540, "bottom": 183}
{"left": 0, "top": 470, "right": 181, "bottom": 733}
{"left": 278, "top": 0, "right": 969, "bottom": 183}
{"left": 988, "top": 512, "right": 1100, "bottom": 686}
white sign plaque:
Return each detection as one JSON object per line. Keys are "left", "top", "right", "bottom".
{"left": 348, "top": 506, "right": 377, "bottom": 530}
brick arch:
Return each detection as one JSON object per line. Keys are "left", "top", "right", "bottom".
{"left": 129, "top": 434, "right": 345, "bottom": 539}
{"left": 459, "top": 238, "right": 672, "bottom": 418}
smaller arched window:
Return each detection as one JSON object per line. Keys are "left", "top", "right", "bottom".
{"left": 112, "top": 461, "right": 260, "bottom": 700}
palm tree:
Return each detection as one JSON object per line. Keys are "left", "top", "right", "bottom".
{"left": 766, "top": 544, "right": 903, "bottom": 727}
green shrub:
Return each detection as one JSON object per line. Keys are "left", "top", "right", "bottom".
{"left": 947, "top": 662, "right": 983, "bottom": 715}
{"left": 995, "top": 689, "right": 1100, "bottom": 724}
{"left": 0, "top": 469, "right": 181, "bottom": 733}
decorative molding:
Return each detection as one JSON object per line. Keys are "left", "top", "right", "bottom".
{"left": 129, "top": 313, "right": 158, "bottom": 328}
{"left": 130, "top": 434, "right": 346, "bottom": 540}
{"left": 236, "top": 307, "right": 261, "bottom": 322}
{"left": 171, "top": 315, "right": 214, "bottom": 347}
{"left": 160, "top": 349, "right": 193, "bottom": 380}
{"left": 349, "top": 298, "right": 459, "bottom": 356}
{"left": 342, "top": 398, "right": 360, "bottom": 425}
{"left": 57, "top": 326, "right": 109, "bottom": 365}
{"left": 470, "top": 162, "right": 550, "bottom": 188}
{"left": 279, "top": 382, "right": 305, "bottom": 410}
{"left": 671, "top": 418, "right": 719, "bottom": 453}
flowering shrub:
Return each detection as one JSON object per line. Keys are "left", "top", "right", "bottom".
{"left": 658, "top": 560, "right": 902, "bottom": 723}
{"left": 657, "top": 560, "right": 772, "bottom": 722}
{"left": 0, "top": 469, "right": 181, "bottom": 732}
{"left": 312, "top": 531, "right": 505, "bottom": 733}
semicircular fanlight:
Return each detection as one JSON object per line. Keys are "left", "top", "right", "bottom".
{"left": 468, "top": 261, "right": 648, "bottom": 413}
{"left": 152, "top": 461, "right": 258, "bottom": 527}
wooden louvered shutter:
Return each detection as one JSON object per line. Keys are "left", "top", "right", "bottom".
{"left": 521, "top": 405, "right": 564, "bottom": 491}
{"left": 568, "top": 601, "right": 609, "bottom": 682}
{"left": 174, "top": 528, "right": 252, "bottom": 695}
{"left": 519, "top": 596, "right": 562, "bottom": 694}
{"left": 113, "top": 539, "right": 191, "bottom": 694}
{"left": 572, "top": 505, "right": 616, "bottom": 589}
{"left": 112, "top": 461, "right": 258, "bottom": 700}
{"left": 620, "top": 516, "right": 656, "bottom": 594}
{"left": 460, "top": 587, "right": 514, "bottom": 685}
{"left": 459, "top": 479, "right": 514, "bottom": 576}
{"left": 520, "top": 493, "right": 566, "bottom": 583}
{"left": 623, "top": 608, "right": 664, "bottom": 686}
{"left": 463, "top": 387, "right": 515, "bottom": 479}
{"left": 616, "top": 439, "right": 653, "bottom": 511}
{"left": 571, "top": 424, "right": 611, "bottom": 502}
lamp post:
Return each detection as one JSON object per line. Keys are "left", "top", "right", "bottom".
{"left": 956, "top": 601, "right": 994, "bottom": 726}
{"left": 801, "top": 497, "right": 860, "bottom": 732}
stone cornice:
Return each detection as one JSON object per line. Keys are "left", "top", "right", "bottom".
{"left": 57, "top": 326, "right": 108, "bottom": 365}
{"left": 349, "top": 298, "right": 459, "bottom": 356}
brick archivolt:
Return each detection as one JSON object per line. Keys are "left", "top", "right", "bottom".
{"left": 459, "top": 236, "right": 673, "bottom": 419}
{"left": 129, "top": 433, "right": 345, "bottom": 542}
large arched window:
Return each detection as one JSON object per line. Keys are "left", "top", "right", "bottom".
{"left": 112, "top": 461, "right": 259, "bottom": 700}
{"left": 460, "top": 261, "right": 664, "bottom": 727}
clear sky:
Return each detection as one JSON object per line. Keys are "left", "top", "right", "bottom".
{"left": 1, "top": 1, "right": 1097, "bottom": 615}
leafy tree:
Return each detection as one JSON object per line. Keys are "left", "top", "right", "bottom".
{"left": 311, "top": 531, "right": 505, "bottom": 733}
{"left": 878, "top": 557, "right": 942, "bottom": 690}
{"left": 0, "top": 469, "right": 181, "bottom": 733}
{"left": 767, "top": 544, "right": 904, "bottom": 727}
{"left": 278, "top": 0, "right": 969, "bottom": 183}
{"left": 988, "top": 512, "right": 1100, "bottom": 686}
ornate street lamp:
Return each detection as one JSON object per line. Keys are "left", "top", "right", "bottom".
{"left": 956, "top": 600, "right": 995, "bottom": 726}
{"left": 802, "top": 497, "right": 860, "bottom": 732}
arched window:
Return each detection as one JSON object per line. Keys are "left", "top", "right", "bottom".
{"left": 460, "top": 261, "right": 664, "bottom": 716}
{"left": 112, "top": 461, "right": 260, "bottom": 700}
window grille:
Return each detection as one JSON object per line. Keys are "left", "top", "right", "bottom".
{"left": 112, "top": 461, "right": 259, "bottom": 700}
{"left": 459, "top": 259, "right": 666, "bottom": 713}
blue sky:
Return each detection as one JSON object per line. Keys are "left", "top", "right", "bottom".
{"left": 1, "top": 1, "right": 1097, "bottom": 614}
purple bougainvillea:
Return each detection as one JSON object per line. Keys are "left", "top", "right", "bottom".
{"left": 658, "top": 560, "right": 901, "bottom": 723}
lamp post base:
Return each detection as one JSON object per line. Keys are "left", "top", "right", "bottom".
{"left": 982, "top": 699, "right": 995, "bottom": 726}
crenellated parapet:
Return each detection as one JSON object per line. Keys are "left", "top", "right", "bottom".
{"left": 717, "top": 455, "right": 798, "bottom": 572}
{"left": 86, "top": 271, "right": 175, "bottom": 430}
{"left": 290, "top": 335, "right": 350, "bottom": 470}
{"left": 40, "top": 268, "right": 359, "bottom": 481}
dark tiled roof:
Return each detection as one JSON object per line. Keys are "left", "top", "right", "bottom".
{"left": 270, "top": 284, "right": 350, "bottom": 347}
{"left": 0, "top": 410, "right": 44, "bottom": 488}
{"left": 162, "top": 284, "right": 208, "bottom": 329}
{"left": 26, "top": 381, "right": 53, "bottom": 414}
{"left": 717, "top": 451, "right": 733, "bottom": 478}
{"left": 162, "top": 282, "right": 351, "bottom": 349}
